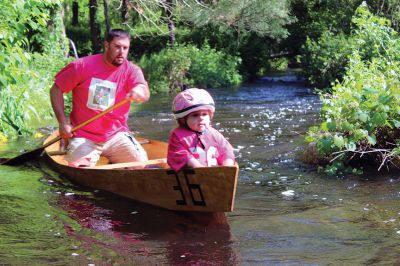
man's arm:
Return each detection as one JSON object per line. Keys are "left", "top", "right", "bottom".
{"left": 126, "top": 84, "right": 150, "bottom": 103}
{"left": 50, "top": 84, "right": 73, "bottom": 139}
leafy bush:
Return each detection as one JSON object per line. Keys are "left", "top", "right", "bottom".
{"left": 139, "top": 44, "right": 192, "bottom": 93}
{"left": 189, "top": 44, "right": 242, "bottom": 88}
{"left": 301, "top": 32, "right": 353, "bottom": 88}
{"left": 270, "top": 58, "right": 289, "bottom": 72}
{"left": 0, "top": 0, "right": 69, "bottom": 139}
{"left": 306, "top": 5, "right": 400, "bottom": 174}
{"left": 139, "top": 44, "right": 242, "bottom": 93}
{"left": 300, "top": 2, "right": 400, "bottom": 89}
{"left": 0, "top": 89, "right": 33, "bottom": 136}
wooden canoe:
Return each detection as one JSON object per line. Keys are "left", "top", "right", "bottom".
{"left": 43, "top": 132, "right": 239, "bottom": 212}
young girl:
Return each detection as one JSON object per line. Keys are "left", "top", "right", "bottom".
{"left": 167, "top": 88, "right": 235, "bottom": 171}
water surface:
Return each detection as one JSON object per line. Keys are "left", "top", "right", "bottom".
{"left": 1, "top": 72, "right": 399, "bottom": 265}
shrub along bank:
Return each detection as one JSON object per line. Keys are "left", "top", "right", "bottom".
{"left": 305, "top": 5, "right": 400, "bottom": 174}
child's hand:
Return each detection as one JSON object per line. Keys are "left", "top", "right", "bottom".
{"left": 222, "top": 158, "right": 235, "bottom": 166}
{"left": 187, "top": 157, "right": 204, "bottom": 168}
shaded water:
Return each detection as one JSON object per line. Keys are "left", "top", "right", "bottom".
{"left": 1, "top": 72, "right": 400, "bottom": 265}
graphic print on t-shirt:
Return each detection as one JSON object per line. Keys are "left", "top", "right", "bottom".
{"left": 87, "top": 78, "right": 117, "bottom": 110}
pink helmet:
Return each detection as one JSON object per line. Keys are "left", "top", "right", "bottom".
{"left": 172, "top": 88, "right": 215, "bottom": 119}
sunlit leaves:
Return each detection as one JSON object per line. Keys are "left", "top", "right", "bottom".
{"left": 342, "top": 120, "right": 354, "bottom": 131}
{"left": 371, "top": 112, "right": 387, "bottom": 128}
{"left": 333, "top": 135, "right": 345, "bottom": 149}
{"left": 0, "top": 89, "right": 33, "bottom": 136}
{"left": 356, "top": 111, "right": 369, "bottom": 123}
{"left": 345, "top": 141, "right": 357, "bottom": 151}
{"left": 353, "top": 129, "right": 368, "bottom": 141}
{"left": 139, "top": 44, "right": 242, "bottom": 93}
{"left": 306, "top": 5, "right": 400, "bottom": 173}
{"left": 0, "top": 0, "right": 66, "bottom": 137}
{"left": 366, "top": 134, "right": 377, "bottom": 145}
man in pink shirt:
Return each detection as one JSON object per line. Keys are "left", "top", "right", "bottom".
{"left": 50, "top": 29, "right": 150, "bottom": 167}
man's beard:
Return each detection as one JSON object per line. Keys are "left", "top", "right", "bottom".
{"left": 112, "top": 59, "right": 124, "bottom": 66}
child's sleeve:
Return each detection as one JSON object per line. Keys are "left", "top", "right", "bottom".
{"left": 167, "top": 132, "right": 192, "bottom": 171}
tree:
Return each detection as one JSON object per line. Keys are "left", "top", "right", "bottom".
{"left": 103, "top": 0, "right": 110, "bottom": 34}
{"left": 368, "top": 0, "right": 400, "bottom": 30}
{"left": 72, "top": 0, "right": 79, "bottom": 25}
{"left": 182, "top": 0, "right": 294, "bottom": 39}
{"left": 163, "top": 0, "right": 175, "bottom": 47}
{"left": 89, "top": 0, "right": 101, "bottom": 53}
{"left": 121, "top": 0, "right": 130, "bottom": 24}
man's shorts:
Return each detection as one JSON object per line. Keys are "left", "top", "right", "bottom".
{"left": 64, "top": 131, "right": 148, "bottom": 167}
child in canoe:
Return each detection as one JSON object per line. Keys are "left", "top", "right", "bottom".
{"left": 167, "top": 88, "right": 235, "bottom": 171}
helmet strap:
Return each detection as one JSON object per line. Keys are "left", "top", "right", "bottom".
{"left": 182, "top": 121, "right": 207, "bottom": 151}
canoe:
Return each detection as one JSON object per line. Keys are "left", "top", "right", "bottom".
{"left": 43, "top": 132, "right": 239, "bottom": 212}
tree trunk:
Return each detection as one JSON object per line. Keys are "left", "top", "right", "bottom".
{"left": 165, "top": 0, "right": 175, "bottom": 47}
{"left": 72, "top": 0, "right": 79, "bottom": 25}
{"left": 89, "top": 0, "right": 101, "bottom": 53}
{"left": 121, "top": 0, "right": 130, "bottom": 24}
{"left": 48, "top": 4, "right": 69, "bottom": 57}
{"left": 103, "top": 0, "right": 110, "bottom": 35}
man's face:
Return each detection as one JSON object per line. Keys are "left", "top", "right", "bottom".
{"left": 104, "top": 37, "right": 130, "bottom": 66}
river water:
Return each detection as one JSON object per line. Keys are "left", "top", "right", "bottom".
{"left": 1, "top": 72, "right": 400, "bottom": 265}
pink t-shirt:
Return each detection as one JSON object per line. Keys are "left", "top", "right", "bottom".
{"left": 167, "top": 126, "right": 235, "bottom": 171}
{"left": 55, "top": 54, "right": 148, "bottom": 142}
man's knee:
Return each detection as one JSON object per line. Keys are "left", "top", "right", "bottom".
{"left": 64, "top": 138, "right": 102, "bottom": 167}
{"left": 105, "top": 132, "right": 148, "bottom": 163}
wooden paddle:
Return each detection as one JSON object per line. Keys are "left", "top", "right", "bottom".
{"left": 86, "top": 158, "right": 167, "bottom": 169}
{"left": 1, "top": 98, "right": 131, "bottom": 166}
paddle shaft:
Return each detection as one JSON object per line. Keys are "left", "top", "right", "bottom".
{"left": 1, "top": 98, "right": 131, "bottom": 165}
{"left": 86, "top": 158, "right": 167, "bottom": 169}
{"left": 46, "top": 98, "right": 131, "bottom": 146}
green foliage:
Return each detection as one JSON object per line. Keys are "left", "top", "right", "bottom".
{"left": 269, "top": 58, "right": 289, "bottom": 72}
{"left": 367, "top": 0, "right": 400, "bottom": 31}
{"left": 0, "top": 0, "right": 69, "bottom": 138}
{"left": 189, "top": 44, "right": 242, "bottom": 88}
{"left": 60, "top": 0, "right": 298, "bottom": 82}
{"left": 139, "top": 44, "right": 242, "bottom": 93}
{"left": 0, "top": 0, "right": 53, "bottom": 88}
{"left": 178, "top": 0, "right": 296, "bottom": 80}
{"left": 300, "top": 2, "right": 400, "bottom": 88}
{"left": 306, "top": 5, "right": 400, "bottom": 173}
{"left": 296, "top": 0, "right": 362, "bottom": 38}
{"left": 0, "top": 89, "right": 33, "bottom": 136}
{"left": 183, "top": 0, "right": 294, "bottom": 39}
{"left": 139, "top": 44, "right": 192, "bottom": 93}
{"left": 65, "top": 24, "right": 93, "bottom": 56}
{"left": 284, "top": 0, "right": 362, "bottom": 82}
{"left": 301, "top": 32, "right": 353, "bottom": 88}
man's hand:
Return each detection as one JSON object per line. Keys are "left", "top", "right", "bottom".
{"left": 59, "top": 122, "right": 73, "bottom": 139}
{"left": 127, "top": 84, "right": 150, "bottom": 103}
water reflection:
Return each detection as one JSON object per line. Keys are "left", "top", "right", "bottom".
{"left": 56, "top": 185, "right": 240, "bottom": 265}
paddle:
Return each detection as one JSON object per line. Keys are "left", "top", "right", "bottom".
{"left": 1, "top": 98, "right": 131, "bottom": 166}
{"left": 86, "top": 158, "right": 167, "bottom": 169}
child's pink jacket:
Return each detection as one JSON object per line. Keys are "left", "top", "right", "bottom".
{"left": 167, "top": 126, "right": 235, "bottom": 171}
